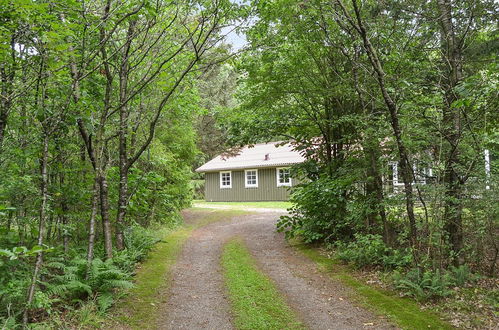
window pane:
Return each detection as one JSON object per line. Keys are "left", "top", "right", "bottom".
{"left": 278, "top": 168, "right": 290, "bottom": 184}
{"left": 246, "top": 170, "right": 257, "bottom": 186}
{"left": 221, "top": 172, "right": 231, "bottom": 186}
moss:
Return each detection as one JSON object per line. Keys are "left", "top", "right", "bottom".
{"left": 294, "top": 243, "right": 454, "bottom": 330}
{"left": 222, "top": 238, "right": 304, "bottom": 330}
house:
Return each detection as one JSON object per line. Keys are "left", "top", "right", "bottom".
{"left": 196, "top": 141, "right": 305, "bottom": 201}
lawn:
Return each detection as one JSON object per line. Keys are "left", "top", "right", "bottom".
{"left": 221, "top": 238, "right": 304, "bottom": 330}
{"left": 193, "top": 200, "right": 293, "bottom": 210}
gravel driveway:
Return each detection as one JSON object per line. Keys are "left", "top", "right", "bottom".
{"left": 158, "top": 210, "right": 395, "bottom": 330}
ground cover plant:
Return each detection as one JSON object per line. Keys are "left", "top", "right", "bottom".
{"left": 221, "top": 238, "right": 304, "bottom": 330}
{"left": 295, "top": 243, "right": 454, "bottom": 330}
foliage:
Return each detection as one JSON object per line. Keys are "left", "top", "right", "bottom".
{"left": 0, "top": 223, "right": 164, "bottom": 325}
{"left": 336, "top": 234, "right": 412, "bottom": 270}
{"left": 0, "top": 0, "right": 240, "bottom": 326}
{"left": 393, "top": 269, "right": 453, "bottom": 301}
{"left": 392, "top": 266, "right": 478, "bottom": 301}
{"left": 296, "top": 243, "right": 454, "bottom": 329}
{"left": 277, "top": 176, "right": 354, "bottom": 243}
{"left": 220, "top": 0, "right": 498, "bottom": 314}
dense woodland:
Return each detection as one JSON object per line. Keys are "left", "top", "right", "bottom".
{"left": 225, "top": 0, "right": 498, "bottom": 318}
{"left": 0, "top": 0, "right": 497, "bottom": 328}
{"left": 0, "top": 0, "right": 241, "bottom": 327}
{"left": 227, "top": 0, "right": 498, "bottom": 310}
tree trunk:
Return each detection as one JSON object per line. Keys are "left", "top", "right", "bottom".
{"left": 338, "top": 0, "right": 418, "bottom": 246}
{"left": 115, "top": 20, "right": 137, "bottom": 251}
{"left": 116, "top": 167, "right": 127, "bottom": 250}
{"left": 0, "top": 110, "right": 7, "bottom": 150}
{"left": 23, "top": 134, "right": 49, "bottom": 327}
{"left": 60, "top": 173, "right": 69, "bottom": 254}
{"left": 0, "top": 44, "right": 14, "bottom": 152}
{"left": 365, "top": 142, "right": 389, "bottom": 241}
{"left": 87, "top": 178, "right": 99, "bottom": 268}
{"left": 99, "top": 173, "right": 113, "bottom": 259}
{"left": 436, "top": 0, "right": 464, "bottom": 264}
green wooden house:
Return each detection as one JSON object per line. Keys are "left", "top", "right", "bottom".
{"left": 196, "top": 142, "right": 305, "bottom": 201}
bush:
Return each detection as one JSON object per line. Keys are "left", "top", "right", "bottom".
{"left": 277, "top": 176, "right": 354, "bottom": 243}
{"left": 113, "top": 225, "right": 161, "bottom": 273}
{"left": 336, "top": 234, "right": 387, "bottom": 268}
{"left": 336, "top": 234, "right": 412, "bottom": 270}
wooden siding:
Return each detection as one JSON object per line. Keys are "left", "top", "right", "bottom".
{"left": 204, "top": 168, "right": 294, "bottom": 201}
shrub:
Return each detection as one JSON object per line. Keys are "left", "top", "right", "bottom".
{"left": 335, "top": 234, "right": 412, "bottom": 270}
{"left": 277, "top": 176, "right": 354, "bottom": 243}
{"left": 336, "top": 234, "right": 388, "bottom": 268}
{"left": 113, "top": 225, "right": 161, "bottom": 273}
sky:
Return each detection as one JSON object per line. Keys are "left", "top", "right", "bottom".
{"left": 221, "top": 25, "right": 249, "bottom": 51}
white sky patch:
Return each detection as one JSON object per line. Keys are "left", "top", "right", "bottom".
{"left": 221, "top": 24, "right": 248, "bottom": 51}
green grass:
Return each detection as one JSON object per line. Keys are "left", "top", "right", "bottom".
{"left": 110, "top": 209, "right": 247, "bottom": 329}
{"left": 294, "top": 243, "right": 454, "bottom": 330}
{"left": 193, "top": 200, "right": 293, "bottom": 210}
{"left": 222, "top": 239, "right": 304, "bottom": 330}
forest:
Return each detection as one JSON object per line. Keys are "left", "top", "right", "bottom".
{"left": 0, "top": 0, "right": 497, "bottom": 328}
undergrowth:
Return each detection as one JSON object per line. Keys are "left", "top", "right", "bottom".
{"left": 294, "top": 242, "right": 454, "bottom": 330}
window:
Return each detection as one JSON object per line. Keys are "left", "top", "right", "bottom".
{"left": 277, "top": 168, "right": 291, "bottom": 186}
{"left": 388, "top": 161, "right": 403, "bottom": 186}
{"left": 245, "top": 169, "right": 258, "bottom": 188}
{"left": 220, "top": 171, "right": 232, "bottom": 188}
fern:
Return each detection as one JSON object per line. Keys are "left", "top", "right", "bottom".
{"left": 393, "top": 268, "right": 454, "bottom": 301}
{"left": 96, "top": 293, "right": 114, "bottom": 313}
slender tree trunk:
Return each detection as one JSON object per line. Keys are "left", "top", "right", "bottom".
{"left": 0, "top": 40, "right": 15, "bottom": 152}
{"left": 116, "top": 167, "right": 127, "bottom": 250}
{"left": 60, "top": 173, "right": 69, "bottom": 254}
{"left": 436, "top": 0, "right": 464, "bottom": 264}
{"left": 115, "top": 20, "right": 137, "bottom": 250}
{"left": 338, "top": 0, "right": 418, "bottom": 246}
{"left": 365, "top": 142, "right": 389, "bottom": 240}
{"left": 87, "top": 178, "right": 99, "bottom": 267}
{"left": 99, "top": 173, "right": 113, "bottom": 259}
{"left": 0, "top": 110, "right": 7, "bottom": 149}
{"left": 23, "top": 133, "right": 49, "bottom": 327}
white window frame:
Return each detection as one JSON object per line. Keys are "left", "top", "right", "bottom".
{"left": 245, "top": 169, "right": 258, "bottom": 188}
{"left": 220, "top": 171, "right": 232, "bottom": 189}
{"left": 276, "top": 167, "right": 292, "bottom": 187}
{"left": 389, "top": 161, "right": 404, "bottom": 186}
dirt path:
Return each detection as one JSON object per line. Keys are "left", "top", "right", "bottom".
{"left": 159, "top": 210, "right": 395, "bottom": 330}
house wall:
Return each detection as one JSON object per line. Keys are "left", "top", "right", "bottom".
{"left": 204, "top": 168, "right": 294, "bottom": 201}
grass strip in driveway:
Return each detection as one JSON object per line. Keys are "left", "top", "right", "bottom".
{"left": 222, "top": 238, "right": 304, "bottom": 330}
{"left": 111, "top": 209, "right": 247, "bottom": 329}
{"left": 295, "top": 243, "right": 453, "bottom": 330}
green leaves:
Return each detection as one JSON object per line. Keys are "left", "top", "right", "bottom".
{"left": 0, "top": 245, "right": 52, "bottom": 260}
